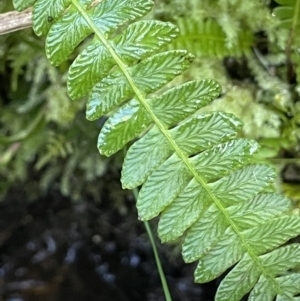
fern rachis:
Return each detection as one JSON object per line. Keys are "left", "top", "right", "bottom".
{"left": 12, "top": 0, "right": 300, "bottom": 300}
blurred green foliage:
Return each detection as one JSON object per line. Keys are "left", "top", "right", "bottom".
{"left": 2, "top": 0, "right": 300, "bottom": 204}
{"left": 0, "top": 3, "right": 109, "bottom": 201}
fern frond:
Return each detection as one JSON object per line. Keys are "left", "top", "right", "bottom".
{"left": 274, "top": 0, "right": 300, "bottom": 32}
{"left": 20, "top": 0, "right": 300, "bottom": 300}
{"left": 274, "top": 0, "right": 300, "bottom": 52}
{"left": 171, "top": 18, "right": 253, "bottom": 58}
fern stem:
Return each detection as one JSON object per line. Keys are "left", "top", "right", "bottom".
{"left": 71, "top": 0, "right": 285, "bottom": 296}
{"left": 132, "top": 188, "right": 173, "bottom": 301}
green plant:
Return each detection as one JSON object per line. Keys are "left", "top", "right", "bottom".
{"left": 171, "top": 18, "right": 253, "bottom": 58}
{"left": 273, "top": 0, "right": 300, "bottom": 87}
{"left": 273, "top": 0, "right": 300, "bottom": 45}
{"left": 0, "top": 15, "right": 109, "bottom": 201}
{"left": 11, "top": 0, "right": 300, "bottom": 300}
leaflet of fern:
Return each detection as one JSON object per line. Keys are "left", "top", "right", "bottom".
{"left": 274, "top": 0, "right": 300, "bottom": 30}
{"left": 68, "top": 21, "right": 179, "bottom": 99}
{"left": 172, "top": 18, "right": 253, "bottom": 58}
{"left": 18, "top": 0, "right": 300, "bottom": 300}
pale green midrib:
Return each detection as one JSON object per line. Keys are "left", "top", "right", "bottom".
{"left": 71, "top": 0, "right": 285, "bottom": 296}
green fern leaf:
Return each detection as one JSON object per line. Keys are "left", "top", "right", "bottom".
{"left": 68, "top": 21, "right": 179, "bottom": 99}
{"left": 20, "top": 0, "right": 300, "bottom": 300}
{"left": 122, "top": 109, "right": 237, "bottom": 190}
{"left": 274, "top": 0, "right": 300, "bottom": 31}
{"left": 158, "top": 139, "right": 260, "bottom": 242}
{"left": 33, "top": 0, "right": 72, "bottom": 37}
{"left": 172, "top": 18, "right": 253, "bottom": 58}
{"left": 45, "top": 0, "right": 153, "bottom": 66}
{"left": 87, "top": 50, "right": 193, "bottom": 124}
{"left": 136, "top": 112, "right": 244, "bottom": 220}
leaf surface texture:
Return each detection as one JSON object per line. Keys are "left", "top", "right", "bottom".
{"left": 20, "top": 0, "right": 300, "bottom": 300}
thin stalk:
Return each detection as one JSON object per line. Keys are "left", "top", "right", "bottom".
{"left": 132, "top": 187, "right": 172, "bottom": 301}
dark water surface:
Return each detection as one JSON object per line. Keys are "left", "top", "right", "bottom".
{"left": 0, "top": 177, "right": 219, "bottom": 301}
